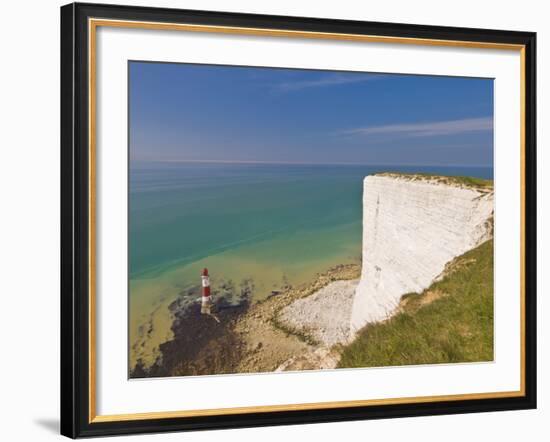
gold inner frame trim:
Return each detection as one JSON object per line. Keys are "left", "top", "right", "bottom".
{"left": 88, "top": 17, "right": 527, "bottom": 424}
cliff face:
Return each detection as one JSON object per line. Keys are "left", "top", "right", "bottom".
{"left": 350, "top": 174, "right": 493, "bottom": 332}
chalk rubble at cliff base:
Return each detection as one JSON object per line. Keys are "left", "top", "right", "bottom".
{"left": 278, "top": 279, "right": 359, "bottom": 347}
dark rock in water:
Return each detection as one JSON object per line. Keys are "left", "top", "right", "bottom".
{"left": 131, "top": 297, "right": 250, "bottom": 378}
{"left": 169, "top": 286, "right": 200, "bottom": 313}
{"left": 130, "top": 359, "right": 148, "bottom": 378}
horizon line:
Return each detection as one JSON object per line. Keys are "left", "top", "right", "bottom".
{"left": 130, "top": 158, "right": 493, "bottom": 168}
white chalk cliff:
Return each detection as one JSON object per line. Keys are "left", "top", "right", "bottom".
{"left": 350, "top": 174, "right": 494, "bottom": 332}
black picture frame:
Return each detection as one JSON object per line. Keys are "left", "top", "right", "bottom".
{"left": 61, "top": 2, "right": 537, "bottom": 438}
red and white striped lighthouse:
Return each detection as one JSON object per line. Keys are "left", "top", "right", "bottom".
{"left": 200, "top": 268, "right": 211, "bottom": 315}
{"left": 201, "top": 268, "right": 211, "bottom": 296}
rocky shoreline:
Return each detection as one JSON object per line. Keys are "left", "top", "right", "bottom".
{"left": 131, "top": 263, "right": 361, "bottom": 378}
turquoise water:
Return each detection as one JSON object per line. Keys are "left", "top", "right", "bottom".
{"left": 130, "top": 162, "right": 492, "bottom": 279}
{"left": 128, "top": 162, "right": 492, "bottom": 367}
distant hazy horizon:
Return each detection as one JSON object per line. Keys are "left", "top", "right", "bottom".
{"left": 129, "top": 62, "right": 494, "bottom": 167}
{"left": 131, "top": 158, "right": 494, "bottom": 168}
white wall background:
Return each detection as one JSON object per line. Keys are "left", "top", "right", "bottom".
{"left": 0, "top": 0, "right": 546, "bottom": 440}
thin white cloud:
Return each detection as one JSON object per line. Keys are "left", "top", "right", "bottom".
{"left": 276, "top": 73, "right": 383, "bottom": 92}
{"left": 343, "top": 117, "right": 493, "bottom": 138}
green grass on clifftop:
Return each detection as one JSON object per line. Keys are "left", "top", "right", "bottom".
{"left": 375, "top": 172, "right": 493, "bottom": 190}
{"left": 338, "top": 240, "right": 494, "bottom": 368}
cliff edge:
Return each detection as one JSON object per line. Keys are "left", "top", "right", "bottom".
{"left": 350, "top": 173, "right": 494, "bottom": 332}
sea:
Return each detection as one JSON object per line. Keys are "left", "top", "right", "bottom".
{"left": 129, "top": 161, "right": 493, "bottom": 368}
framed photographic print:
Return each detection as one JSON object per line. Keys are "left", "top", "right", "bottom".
{"left": 60, "top": 2, "right": 537, "bottom": 438}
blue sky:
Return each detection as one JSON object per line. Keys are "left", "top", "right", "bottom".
{"left": 129, "top": 62, "right": 493, "bottom": 167}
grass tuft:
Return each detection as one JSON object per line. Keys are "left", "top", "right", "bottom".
{"left": 374, "top": 172, "right": 493, "bottom": 191}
